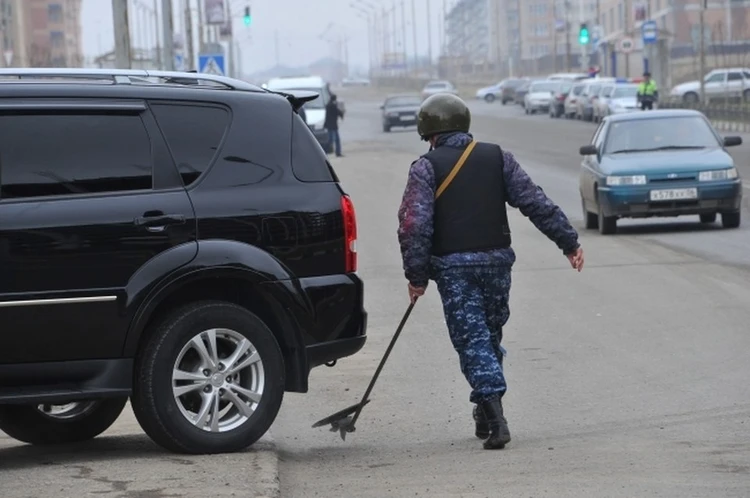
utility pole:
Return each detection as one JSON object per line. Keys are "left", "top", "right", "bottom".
{"left": 699, "top": 0, "right": 706, "bottom": 103}
{"left": 565, "top": 0, "right": 571, "bottom": 71}
{"left": 579, "top": 0, "right": 587, "bottom": 71}
{"left": 162, "top": 0, "right": 174, "bottom": 70}
{"left": 112, "top": 0, "right": 131, "bottom": 69}
{"left": 197, "top": 0, "right": 205, "bottom": 51}
{"left": 411, "top": 0, "right": 418, "bottom": 70}
{"left": 152, "top": 0, "right": 162, "bottom": 69}
{"left": 184, "top": 0, "right": 194, "bottom": 70}
{"left": 624, "top": 0, "right": 630, "bottom": 76}
{"left": 426, "top": 0, "right": 433, "bottom": 76}
{"left": 401, "top": 1, "right": 407, "bottom": 73}
{"left": 275, "top": 30, "right": 280, "bottom": 67}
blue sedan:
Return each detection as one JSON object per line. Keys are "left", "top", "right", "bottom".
{"left": 579, "top": 109, "right": 743, "bottom": 234}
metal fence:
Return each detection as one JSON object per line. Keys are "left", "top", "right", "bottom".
{"left": 659, "top": 100, "right": 750, "bottom": 133}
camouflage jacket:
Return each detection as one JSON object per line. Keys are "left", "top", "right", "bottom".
{"left": 397, "top": 132, "right": 580, "bottom": 288}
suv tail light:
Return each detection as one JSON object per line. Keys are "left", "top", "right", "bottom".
{"left": 341, "top": 194, "right": 357, "bottom": 273}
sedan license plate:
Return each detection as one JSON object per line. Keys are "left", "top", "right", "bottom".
{"left": 400, "top": 115, "right": 414, "bottom": 121}
{"left": 649, "top": 188, "right": 698, "bottom": 201}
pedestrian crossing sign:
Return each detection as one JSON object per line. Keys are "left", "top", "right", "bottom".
{"left": 198, "top": 54, "right": 225, "bottom": 76}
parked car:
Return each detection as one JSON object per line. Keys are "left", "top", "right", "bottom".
{"left": 668, "top": 67, "right": 750, "bottom": 104}
{"left": 575, "top": 78, "right": 615, "bottom": 121}
{"left": 548, "top": 72, "right": 590, "bottom": 81}
{"left": 0, "top": 68, "right": 367, "bottom": 455}
{"left": 475, "top": 81, "right": 504, "bottom": 103}
{"left": 563, "top": 82, "right": 586, "bottom": 118}
{"left": 549, "top": 80, "right": 574, "bottom": 118}
{"left": 421, "top": 80, "right": 458, "bottom": 100}
{"left": 595, "top": 83, "right": 640, "bottom": 119}
{"left": 579, "top": 109, "right": 742, "bottom": 234}
{"left": 592, "top": 82, "right": 617, "bottom": 122}
{"left": 499, "top": 78, "right": 529, "bottom": 104}
{"left": 381, "top": 94, "right": 421, "bottom": 132}
{"left": 524, "top": 80, "right": 558, "bottom": 114}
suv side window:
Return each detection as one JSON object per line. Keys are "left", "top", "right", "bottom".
{"left": 0, "top": 112, "right": 152, "bottom": 200}
{"left": 150, "top": 103, "right": 230, "bottom": 186}
{"left": 728, "top": 72, "right": 743, "bottom": 82}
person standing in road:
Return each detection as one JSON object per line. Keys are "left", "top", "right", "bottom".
{"left": 325, "top": 94, "right": 345, "bottom": 157}
{"left": 396, "top": 93, "right": 584, "bottom": 450}
{"left": 637, "top": 72, "right": 658, "bottom": 110}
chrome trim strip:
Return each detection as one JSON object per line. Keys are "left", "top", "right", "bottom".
{"left": 0, "top": 296, "right": 117, "bottom": 308}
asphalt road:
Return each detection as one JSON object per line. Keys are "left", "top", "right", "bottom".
{"left": 274, "top": 89, "right": 750, "bottom": 497}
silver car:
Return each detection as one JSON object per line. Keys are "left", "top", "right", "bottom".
{"left": 593, "top": 83, "right": 617, "bottom": 123}
{"left": 523, "top": 80, "right": 558, "bottom": 114}
{"left": 421, "top": 80, "right": 458, "bottom": 100}
{"left": 563, "top": 82, "right": 586, "bottom": 118}
{"left": 598, "top": 84, "right": 640, "bottom": 118}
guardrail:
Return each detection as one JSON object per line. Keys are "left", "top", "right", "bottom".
{"left": 659, "top": 99, "right": 750, "bottom": 133}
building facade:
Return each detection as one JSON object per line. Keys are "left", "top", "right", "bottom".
{"left": 1, "top": 0, "right": 83, "bottom": 68}
{"left": 444, "top": 0, "right": 493, "bottom": 62}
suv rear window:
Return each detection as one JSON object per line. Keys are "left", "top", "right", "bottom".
{"left": 291, "top": 113, "right": 336, "bottom": 182}
{"left": 0, "top": 112, "right": 152, "bottom": 199}
{"left": 151, "top": 103, "right": 230, "bottom": 186}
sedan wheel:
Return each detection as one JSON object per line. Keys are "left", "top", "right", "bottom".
{"left": 598, "top": 204, "right": 617, "bottom": 235}
{"left": 132, "top": 301, "right": 284, "bottom": 454}
{"left": 582, "top": 198, "right": 598, "bottom": 230}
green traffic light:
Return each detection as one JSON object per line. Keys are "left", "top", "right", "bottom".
{"left": 244, "top": 15, "right": 251, "bottom": 26}
{"left": 579, "top": 24, "right": 589, "bottom": 44}
{"left": 243, "top": 6, "right": 251, "bottom": 26}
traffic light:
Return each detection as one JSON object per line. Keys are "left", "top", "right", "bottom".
{"left": 578, "top": 23, "right": 590, "bottom": 45}
{"left": 243, "top": 6, "right": 251, "bottom": 26}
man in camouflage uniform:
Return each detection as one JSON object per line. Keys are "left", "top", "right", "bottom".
{"left": 397, "top": 93, "right": 584, "bottom": 450}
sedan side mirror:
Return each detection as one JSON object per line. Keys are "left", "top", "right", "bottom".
{"left": 580, "top": 145, "right": 598, "bottom": 156}
{"left": 724, "top": 136, "right": 742, "bottom": 147}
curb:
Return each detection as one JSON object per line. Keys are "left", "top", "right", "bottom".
{"left": 251, "top": 432, "right": 281, "bottom": 498}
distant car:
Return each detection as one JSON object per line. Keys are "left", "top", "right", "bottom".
{"left": 592, "top": 83, "right": 617, "bottom": 122}
{"left": 380, "top": 94, "right": 421, "bottom": 132}
{"left": 342, "top": 77, "right": 370, "bottom": 87}
{"left": 547, "top": 72, "right": 590, "bottom": 81}
{"left": 524, "top": 80, "right": 557, "bottom": 114}
{"left": 579, "top": 109, "right": 743, "bottom": 235}
{"left": 500, "top": 78, "right": 528, "bottom": 104}
{"left": 475, "top": 81, "right": 503, "bottom": 103}
{"left": 595, "top": 83, "right": 640, "bottom": 121}
{"left": 563, "top": 82, "right": 586, "bottom": 118}
{"left": 575, "top": 79, "right": 614, "bottom": 121}
{"left": 421, "top": 80, "right": 458, "bottom": 100}
{"left": 549, "top": 80, "right": 573, "bottom": 118}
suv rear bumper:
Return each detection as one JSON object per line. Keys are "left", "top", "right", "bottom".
{"left": 306, "top": 312, "right": 367, "bottom": 369}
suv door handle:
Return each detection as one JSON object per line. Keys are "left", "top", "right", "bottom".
{"left": 134, "top": 213, "right": 186, "bottom": 232}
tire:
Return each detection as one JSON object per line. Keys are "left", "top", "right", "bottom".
{"left": 722, "top": 211, "right": 741, "bottom": 228}
{"left": 598, "top": 204, "right": 617, "bottom": 235}
{"left": 502, "top": 99, "right": 508, "bottom": 105}
{"left": 131, "top": 301, "right": 285, "bottom": 454}
{"left": 0, "top": 397, "right": 127, "bottom": 445}
{"left": 485, "top": 94, "right": 495, "bottom": 103}
{"left": 700, "top": 213, "right": 717, "bottom": 224}
{"left": 582, "top": 198, "right": 598, "bottom": 229}
{"left": 383, "top": 124, "right": 391, "bottom": 132}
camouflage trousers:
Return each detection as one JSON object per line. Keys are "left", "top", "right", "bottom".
{"left": 434, "top": 265, "right": 510, "bottom": 404}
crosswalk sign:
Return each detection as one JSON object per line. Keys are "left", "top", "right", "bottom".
{"left": 198, "top": 54, "right": 225, "bottom": 76}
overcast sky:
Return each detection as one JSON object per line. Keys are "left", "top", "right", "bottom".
{"left": 81, "top": 0, "right": 454, "bottom": 74}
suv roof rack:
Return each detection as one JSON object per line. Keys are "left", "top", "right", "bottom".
{"left": 0, "top": 68, "right": 265, "bottom": 92}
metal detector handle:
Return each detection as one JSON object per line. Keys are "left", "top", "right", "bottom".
{"left": 348, "top": 299, "right": 417, "bottom": 428}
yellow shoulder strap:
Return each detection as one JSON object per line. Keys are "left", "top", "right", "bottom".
{"left": 435, "top": 141, "right": 477, "bottom": 200}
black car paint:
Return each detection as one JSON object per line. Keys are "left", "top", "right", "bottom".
{"left": 381, "top": 98, "right": 421, "bottom": 130}
{"left": 0, "top": 83, "right": 367, "bottom": 403}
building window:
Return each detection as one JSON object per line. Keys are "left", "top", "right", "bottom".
{"left": 48, "top": 4, "right": 63, "bottom": 22}
{"left": 50, "top": 31, "right": 64, "bottom": 48}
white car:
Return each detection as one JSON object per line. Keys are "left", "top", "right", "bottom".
{"left": 593, "top": 83, "right": 617, "bottom": 122}
{"left": 601, "top": 84, "right": 641, "bottom": 116}
{"left": 475, "top": 82, "right": 503, "bottom": 103}
{"left": 421, "top": 80, "right": 458, "bottom": 100}
{"left": 523, "top": 80, "right": 558, "bottom": 114}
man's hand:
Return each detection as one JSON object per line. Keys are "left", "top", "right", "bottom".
{"left": 566, "top": 247, "right": 584, "bottom": 272}
{"left": 408, "top": 283, "right": 425, "bottom": 303}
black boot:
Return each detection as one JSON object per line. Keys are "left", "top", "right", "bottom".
{"left": 473, "top": 404, "right": 489, "bottom": 439}
{"left": 479, "top": 398, "right": 511, "bottom": 450}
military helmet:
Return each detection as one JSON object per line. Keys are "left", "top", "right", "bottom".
{"left": 417, "top": 93, "right": 471, "bottom": 140}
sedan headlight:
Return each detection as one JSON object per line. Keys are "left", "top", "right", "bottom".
{"left": 699, "top": 168, "right": 738, "bottom": 181}
{"left": 606, "top": 175, "right": 647, "bottom": 186}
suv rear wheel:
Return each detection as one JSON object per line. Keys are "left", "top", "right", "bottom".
{"left": 0, "top": 397, "right": 127, "bottom": 445}
{"left": 131, "top": 301, "right": 284, "bottom": 454}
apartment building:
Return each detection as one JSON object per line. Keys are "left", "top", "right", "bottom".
{"left": 444, "top": 0, "right": 493, "bottom": 61}
{"left": 1, "top": 0, "right": 83, "bottom": 67}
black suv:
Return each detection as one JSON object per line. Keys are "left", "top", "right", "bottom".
{"left": 0, "top": 68, "right": 367, "bottom": 454}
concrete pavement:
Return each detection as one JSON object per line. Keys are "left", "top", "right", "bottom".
{"left": 274, "top": 89, "right": 750, "bottom": 497}
{"left": 0, "top": 404, "right": 279, "bottom": 497}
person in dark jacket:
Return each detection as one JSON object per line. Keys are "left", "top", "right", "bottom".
{"left": 324, "top": 94, "right": 344, "bottom": 157}
{"left": 397, "top": 93, "right": 584, "bottom": 450}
